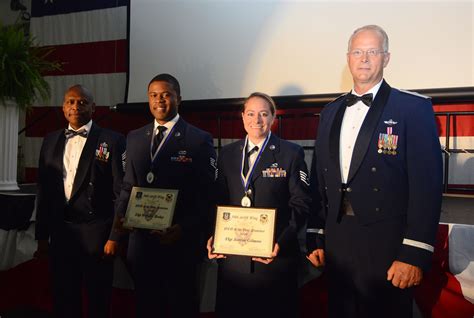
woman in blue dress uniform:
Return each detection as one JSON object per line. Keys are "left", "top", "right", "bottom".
{"left": 207, "top": 92, "right": 312, "bottom": 318}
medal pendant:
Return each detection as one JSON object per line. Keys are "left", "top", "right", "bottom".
{"left": 146, "top": 171, "right": 154, "bottom": 184}
{"left": 241, "top": 195, "right": 251, "bottom": 207}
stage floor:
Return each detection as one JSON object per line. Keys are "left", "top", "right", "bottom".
{"left": 440, "top": 194, "right": 474, "bottom": 225}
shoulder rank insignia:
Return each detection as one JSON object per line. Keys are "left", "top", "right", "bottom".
{"left": 398, "top": 89, "right": 430, "bottom": 99}
{"left": 300, "top": 170, "right": 310, "bottom": 186}
{"left": 121, "top": 151, "right": 126, "bottom": 172}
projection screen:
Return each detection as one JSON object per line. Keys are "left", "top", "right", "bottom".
{"left": 127, "top": 0, "right": 473, "bottom": 102}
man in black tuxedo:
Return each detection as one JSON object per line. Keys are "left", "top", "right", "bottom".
{"left": 110, "top": 74, "right": 216, "bottom": 318}
{"left": 35, "top": 84, "right": 126, "bottom": 318}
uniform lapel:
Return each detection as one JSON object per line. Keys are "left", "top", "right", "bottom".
{"left": 347, "top": 80, "right": 391, "bottom": 183}
{"left": 235, "top": 140, "right": 246, "bottom": 191}
{"left": 70, "top": 123, "right": 101, "bottom": 200}
{"left": 143, "top": 122, "right": 154, "bottom": 159}
{"left": 328, "top": 100, "right": 347, "bottom": 184}
{"left": 251, "top": 134, "right": 279, "bottom": 184}
{"left": 52, "top": 131, "right": 67, "bottom": 200}
{"left": 154, "top": 118, "right": 186, "bottom": 164}
{"left": 237, "top": 139, "right": 245, "bottom": 171}
{"left": 53, "top": 131, "right": 67, "bottom": 173}
{"left": 125, "top": 123, "right": 154, "bottom": 181}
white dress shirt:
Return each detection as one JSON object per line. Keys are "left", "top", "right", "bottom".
{"left": 339, "top": 80, "right": 383, "bottom": 183}
{"left": 247, "top": 132, "right": 269, "bottom": 172}
{"left": 152, "top": 114, "right": 180, "bottom": 155}
{"left": 63, "top": 120, "right": 92, "bottom": 201}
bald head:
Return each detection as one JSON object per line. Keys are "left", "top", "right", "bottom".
{"left": 62, "top": 84, "right": 96, "bottom": 129}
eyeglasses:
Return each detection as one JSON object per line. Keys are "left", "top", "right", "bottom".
{"left": 348, "top": 49, "right": 386, "bottom": 58}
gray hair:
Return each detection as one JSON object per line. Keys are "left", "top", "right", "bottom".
{"left": 348, "top": 25, "right": 389, "bottom": 52}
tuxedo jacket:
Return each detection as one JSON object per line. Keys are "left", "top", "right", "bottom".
{"left": 35, "top": 123, "right": 126, "bottom": 245}
{"left": 113, "top": 118, "right": 216, "bottom": 260}
{"left": 216, "top": 133, "right": 311, "bottom": 274}
{"left": 309, "top": 80, "right": 442, "bottom": 271}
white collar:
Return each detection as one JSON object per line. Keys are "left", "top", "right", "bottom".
{"left": 247, "top": 132, "right": 271, "bottom": 152}
{"left": 351, "top": 79, "right": 383, "bottom": 99}
{"left": 154, "top": 113, "right": 180, "bottom": 133}
{"left": 68, "top": 120, "right": 92, "bottom": 132}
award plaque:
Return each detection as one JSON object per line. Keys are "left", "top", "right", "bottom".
{"left": 123, "top": 187, "right": 178, "bottom": 230}
{"left": 212, "top": 206, "right": 276, "bottom": 258}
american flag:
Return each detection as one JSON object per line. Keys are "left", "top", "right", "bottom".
{"left": 23, "top": 0, "right": 129, "bottom": 182}
{"left": 415, "top": 223, "right": 474, "bottom": 318}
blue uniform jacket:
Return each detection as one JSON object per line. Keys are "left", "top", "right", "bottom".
{"left": 309, "top": 80, "right": 443, "bottom": 271}
{"left": 113, "top": 117, "right": 216, "bottom": 260}
{"left": 216, "top": 133, "right": 311, "bottom": 273}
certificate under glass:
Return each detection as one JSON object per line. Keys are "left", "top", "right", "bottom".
{"left": 123, "top": 187, "right": 178, "bottom": 230}
{"left": 212, "top": 205, "right": 276, "bottom": 258}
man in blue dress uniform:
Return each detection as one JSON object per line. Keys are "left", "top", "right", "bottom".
{"left": 307, "top": 25, "right": 443, "bottom": 318}
{"left": 110, "top": 74, "right": 216, "bottom": 318}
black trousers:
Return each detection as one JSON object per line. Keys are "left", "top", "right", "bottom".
{"left": 325, "top": 215, "right": 414, "bottom": 318}
{"left": 50, "top": 221, "right": 113, "bottom": 318}
{"left": 127, "top": 231, "right": 200, "bottom": 318}
{"left": 216, "top": 258, "right": 299, "bottom": 318}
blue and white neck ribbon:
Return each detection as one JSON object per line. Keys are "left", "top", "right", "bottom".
{"left": 240, "top": 132, "right": 271, "bottom": 192}
{"left": 150, "top": 124, "right": 177, "bottom": 162}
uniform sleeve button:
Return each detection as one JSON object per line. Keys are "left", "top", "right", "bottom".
{"left": 373, "top": 188, "right": 379, "bottom": 192}
{"left": 346, "top": 187, "right": 352, "bottom": 192}
{"left": 375, "top": 208, "right": 380, "bottom": 212}
{"left": 371, "top": 167, "right": 377, "bottom": 172}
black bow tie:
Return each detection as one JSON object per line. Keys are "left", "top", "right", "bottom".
{"left": 345, "top": 93, "right": 373, "bottom": 107}
{"left": 64, "top": 128, "right": 88, "bottom": 139}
